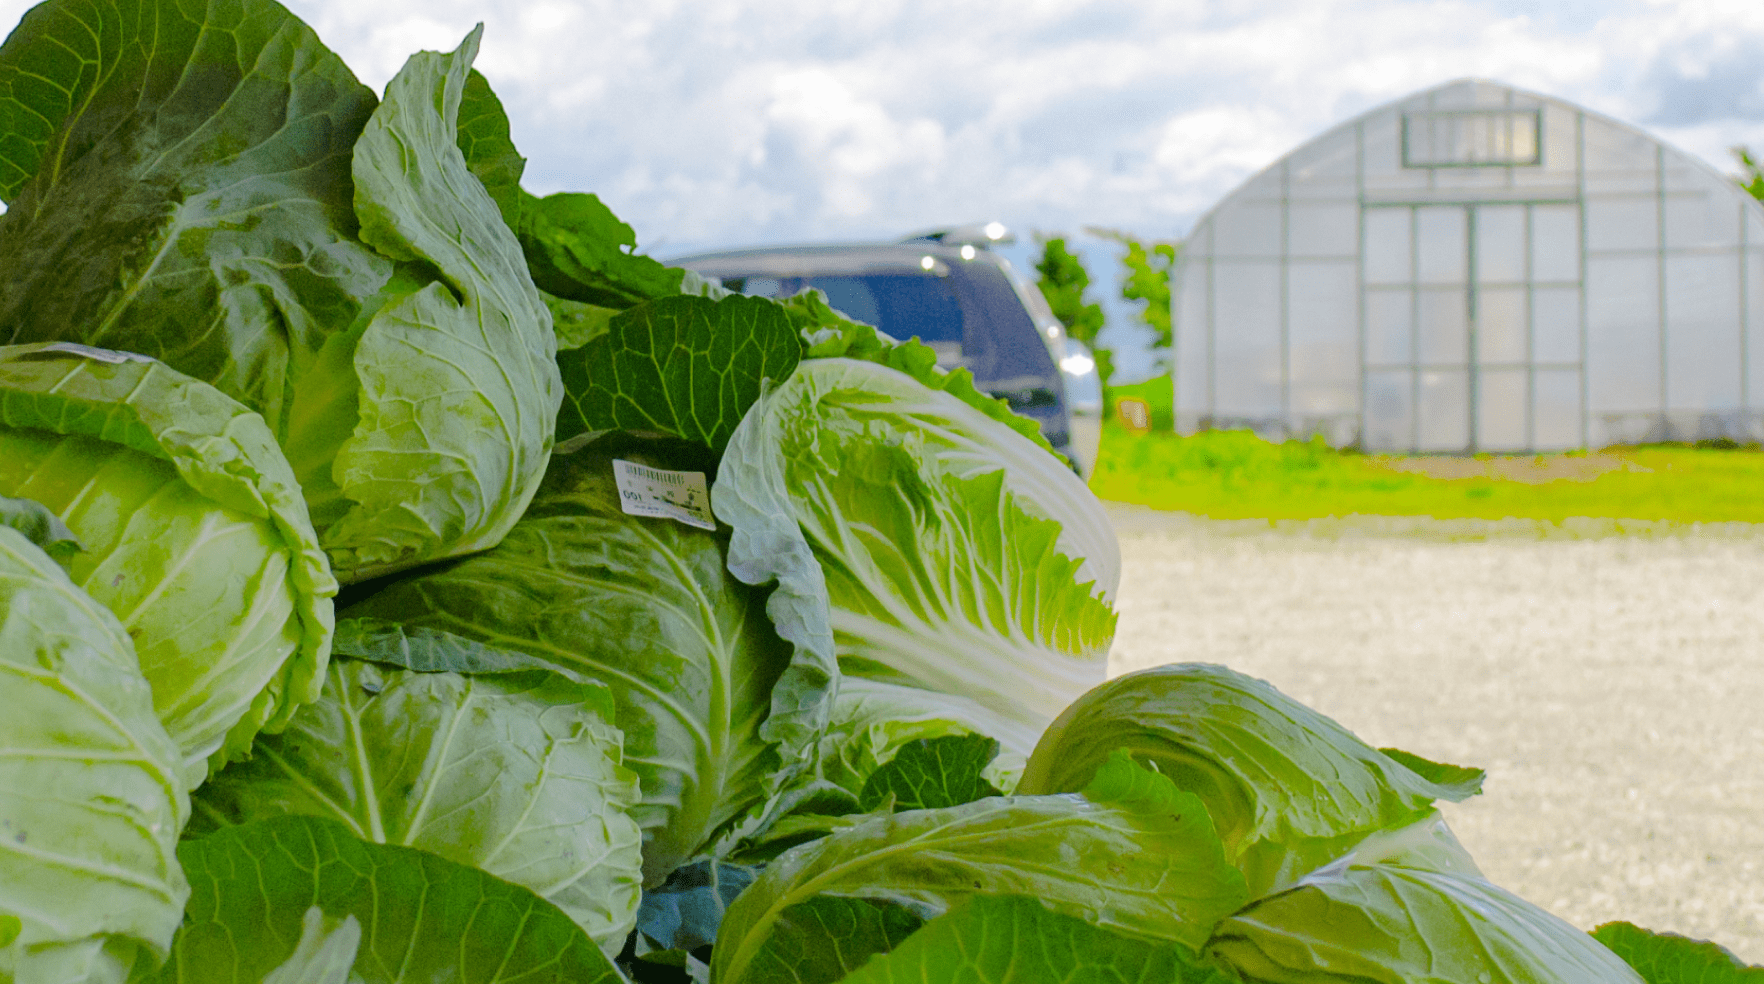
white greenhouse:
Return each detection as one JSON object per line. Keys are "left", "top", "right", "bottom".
{"left": 1171, "top": 78, "right": 1764, "bottom": 452}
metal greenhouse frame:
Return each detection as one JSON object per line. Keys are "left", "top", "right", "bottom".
{"left": 1170, "top": 78, "right": 1764, "bottom": 452}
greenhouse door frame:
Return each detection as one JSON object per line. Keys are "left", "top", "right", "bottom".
{"left": 1361, "top": 198, "right": 1585, "bottom": 454}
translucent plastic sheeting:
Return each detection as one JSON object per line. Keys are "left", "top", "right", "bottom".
{"left": 1476, "top": 206, "right": 1526, "bottom": 284}
{"left": 1212, "top": 262, "right": 1283, "bottom": 417}
{"left": 1477, "top": 369, "right": 1529, "bottom": 450}
{"left": 1531, "top": 206, "right": 1581, "bottom": 283}
{"left": 1532, "top": 287, "right": 1582, "bottom": 364}
{"left": 1364, "top": 369, "right": 1416, "bottom": 449}
{"left": 1533, "top": 370, "right": 1584, "bottom": 449}
{"left": 1169, "top": 77, "right": 1764, "bottom": 451}
{"left": 1477, "top": 287, "right": 1527, "bottom": 364}
{"left": 1665, "top": 255, "right": 1742, "bottom": 408}
{"left": 1365, "top": 289, "right": 1414, "bottom": 365}
{"left": 1364, "top": 210, "right": 1413, "bottom": 284}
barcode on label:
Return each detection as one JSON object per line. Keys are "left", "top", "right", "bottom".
{"left": 611, "top": 459, "right": 716, "bottom": 531}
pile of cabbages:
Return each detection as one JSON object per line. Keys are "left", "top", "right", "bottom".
{"left": 0, "top": 2, "right": 1737, "bottom": 982}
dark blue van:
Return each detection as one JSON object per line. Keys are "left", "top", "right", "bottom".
{"left": 671, "top": 229, "right": 1079, "bottom": 467}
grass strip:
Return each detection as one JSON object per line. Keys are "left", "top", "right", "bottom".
{"left": 1088, "top": 425, "right": 1764, "bottom": 523}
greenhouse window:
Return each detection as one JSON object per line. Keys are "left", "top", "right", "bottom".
{"left": 1402, "top": 110, "right": 1541, "bottom": 168}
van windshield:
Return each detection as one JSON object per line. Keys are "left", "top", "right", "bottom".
{"left": 733, "top": 274, "right": 963, "bottom": 344}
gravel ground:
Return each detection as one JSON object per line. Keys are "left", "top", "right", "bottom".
{"left": 1103, "top": 504, "right": 1764, "bottom": 961}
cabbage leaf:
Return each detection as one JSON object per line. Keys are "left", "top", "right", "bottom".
{"left": 1591, "top": 922, "right": 1764, "bottom": 984}
{"left": 856, "top": 735, "right": 1003, "bottom": 812}
{"left": 341, "top": 445, "right": 832, "bottom": 884}
{"left": 190, "top": 660, "right": 644, "bottom": 956}
{"left": 710, "top": 782, "right": 1247, "bottom": 983}
{"left": 714, "top": 358, "right": 1116, "bottom": 781}
{"left": 0, "top": 345, "right": 334, "bottom": 780}
{"left": 554, "top": 293, "right": 803, "bottom": 450}
{"left": 0, "top": 0, "right": 388, "bottom": 424}
{"left": 259, "top": 908, "right": 363, "bottom": 984}
{"left": 138, "top": 814, "right": 624, "bottom": 983}
{"left": 1207, "top": 850, "right": 1646, "bottom": 984}
{"left": 318, "top": 26, "right": 560, "bottom": 580}
{"left": 1, "top": 520, "right": 188, "bottom": 984}
{"left": 0, "top": 493, "right": 78, "bottom": 560}
{"left": 455, "top": 69, "right": 527, "bottom": 232}
{"left": 731, "top": 896, "right": 922, "bottom": 984}
{"left": 516, "top": 190, "right": 686, "bottom": 308}
{"left": 790, "top": 300, "right": 1057, "bottom": 456}
{"left": 836, "top": 894, "right": 1233, "bottom": 984}
{"left": 634, "top": 859, "right": 761, "bottom": 954}
{"left": 1019, "top": 663, "right": 1484, "bottom": 896}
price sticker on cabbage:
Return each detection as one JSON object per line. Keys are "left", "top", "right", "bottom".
{"left": 612, "top": 459, "right": 716, "bottom": 530}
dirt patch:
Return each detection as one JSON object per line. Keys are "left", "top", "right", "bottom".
{"left": 1368, "top": 452, "right": 1649, "bottom": 484}
{"left": 1105, "top": 503, "right": 1764, "bottom": 960}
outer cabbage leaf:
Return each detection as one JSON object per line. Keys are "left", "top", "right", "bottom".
{"left": 0, "top": 0, "right": 390, "bottom": 434}
{"left": 835, "top": 894, "right": 1234, "bottom": 984}
{"left": 822, "top": 450, "right": 1108, "bottom": 781}
{"left": 1307, "top": 809, "right": 1486, "bottom": 880}
{"left": 341, "top": 445, "right": 830, "bottom": 885}
{"left": 259, "top": 908, "right": 362, "bottom": 984}
{"left": 189, "top": 660, "right": 643, "bottom": 957}
{"left": 320, "top": 27, "right": 560, "bottom": 580}
{"left": 1, "top": 523, "right": 188, "bottom": 984}
{"left": 0, "top": 345, "right": 334, "bottom": 781}
{"left": 733, "top": 896, "right": 923, "bottom": 984}
{"left": 554, "top": 293, "right": 803, "bottom": 450}
{"left": 0, "top": 493, "right": 79, "bottom": 560}
{"left": 1591, "top": 922, "right": 1764, "bottom": 984}
{"left": 450, "top": 74, "right": 722, "bottom": 316}
{"left": 733, "top": 736, "right": 1004, "bottom": 875}
{"left": 454, "top": 69, "right": 526, "bottom": 232}
{"left": 785, "top": 289, "right": 897, "bottom": 359}
{"left": 856, "top": 735, "right": 1003, "bottom": 812}
{"left": 710, "top": 789, "right": 1247, "bottom": 983}
{"left": 138, "top": 814, "right": 624, "bottom": 983}
{"left": 446, "top": 67, "right": 638, "bottom": 355}
{"left": 544, "top": 293, "right": 620, "bottom": 350}
{"left": 1018, "top": 663, "right": 1484, "bottom": 896}
{"left": 786, "top": 294, "right": 1055, "bottom": 456}
{"left": 714, "top": 358, "right": 1116, "bottom": 780}
{"left": 815, "top": 677, "right": 1025, "bottom": 795}
{"left": 517, "top": 190, "right": 686, "bottom": 308}
{"left": 1207, "top": 854, "right": 1646, "bottom": 984}
{"left": 1379, "top": 745, "right": 1485, "bottom": 797}
{"left": 331, "top": 617, "right": 571, "bottom": 677}
{"left": 721, "top": 352, "right": 1115, "bottom": 593}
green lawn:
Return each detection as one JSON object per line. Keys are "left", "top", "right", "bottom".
{"left": 1088, "top": 425, "right": 1764, "bottom": 523}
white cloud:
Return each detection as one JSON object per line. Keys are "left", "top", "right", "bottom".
{"left": 4, "top": 0, "right": 1764, "bottom": 250}
{"left": 763, "top": 66, "right": 947, "bottom": 218}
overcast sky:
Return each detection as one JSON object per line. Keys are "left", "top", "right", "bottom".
{"left": 6, "top": 0, "right": 1764, "bottom": 369}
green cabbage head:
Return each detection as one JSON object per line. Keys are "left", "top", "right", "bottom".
{"left": 1019, "top": 663, "right": 1485, "bottom": 896}
{"left": 0, "top": 345, "right": 334, "bottom": 783}
{"left": 1, "top": 499, "right": 189, "bottom": 984}
{"left": 1207, "top": 813, "right": 1646, "bottom": 984}
{"left": 0, "top": 2, "right": 560, "bottom": 582}
{"left": 339, "top": 445, "right": 829, "bottom": 886}
{"left": 713, "top": 356, "right": 1118, "bottom": 788}
{"left": 191, "top": 659, "right": 645, "bottom": 958}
